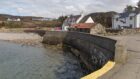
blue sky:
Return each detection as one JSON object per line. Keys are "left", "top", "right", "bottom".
{"left": 0, "top": 0, "right": 139, "bottom": 18}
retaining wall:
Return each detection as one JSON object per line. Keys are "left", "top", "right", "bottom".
{"left": 106, "top": 28, "right": 140, "bottom": 35}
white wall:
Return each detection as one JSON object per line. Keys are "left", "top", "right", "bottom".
{"left": 85, "top": 17, "right": 94, "bottom": 23}
{"left": 112, "top": 13, "right": 137, "bottom": 29}
{"left": 112, "top": 15, "right": 120, "bottom": 29}
{"left": 76, "top": 15, "right": 84, "bottom": 23}
{"left": 136, "top": 14, "right": 140, "bottom": 28}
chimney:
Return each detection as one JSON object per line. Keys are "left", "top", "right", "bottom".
{"left": 76, "top": 12, "right": 85, "bottom": 23}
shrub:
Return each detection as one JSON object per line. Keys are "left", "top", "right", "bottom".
{"left": 4, "top": 21, "right": 23, "bottom": 28}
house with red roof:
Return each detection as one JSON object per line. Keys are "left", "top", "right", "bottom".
{"left": 71, "top": 23, "right": 105, "bottom": 34}
{"left": 62, "top": 13, "right": 105, "bottom": 34}
{"left": 69, "top": 14, "right": 105, "bottom": 34}
{"left": 62, "top": 14, "right": 94, "bottom": 31}
{"left": 71, "top": 23, "right": 95, "bottom": 33}
{"left": 62, "top": 15, "right": 82, "bottom": 31}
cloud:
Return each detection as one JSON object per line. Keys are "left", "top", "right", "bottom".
{"left": 0, "top": 0, "right": 139, "bottom": 18}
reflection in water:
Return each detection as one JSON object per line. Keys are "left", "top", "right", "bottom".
{"left": 0, "top": 41, "right": 88, "bottom": 79}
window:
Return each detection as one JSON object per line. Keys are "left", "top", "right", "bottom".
{"left": 118, "top": 25, "right": 121, "bottom": 29}
{"left": 130, "top": 16, "right": 133, "bottom": 20}
{"left": 130, "top": 24, "right": 133, "bottom": 28}
{"left": 116, "top": 18, "right": 118, "bottom": 21}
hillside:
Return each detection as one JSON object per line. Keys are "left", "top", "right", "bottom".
{"left": 0, "top": 14, "right": 44, "bottom": 21}
{"left": 0, "top": 14, "right": 62, "bottom": 28}
{"left": 80, "top": 11, "right": 117, "bottom": 28}
{"left": 0, "top": 14, "right": 12, "bottom": 21}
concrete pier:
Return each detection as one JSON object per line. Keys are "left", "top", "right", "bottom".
{"left": 98, "top": 34, "right": 140, "bottom": 79}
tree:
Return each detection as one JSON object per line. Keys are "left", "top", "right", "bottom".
{"left": 58, "top": 16, "right": 67, "bottom": 23}
{"left": 138, "top": 0, "right": 140, "bottom": 8}
{"left": 57, "top": 16, "right": 67, "bottom": 27}
{"left": 124, "top": 5, "right": 134, "bottom": 12}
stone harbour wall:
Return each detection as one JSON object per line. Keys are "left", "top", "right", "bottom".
{"left": 43, "top": 31, "right": 117, "bottom": 71}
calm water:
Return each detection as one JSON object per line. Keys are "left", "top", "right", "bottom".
{"left": 0, "top": 41, "right": 87, "bottom": 79}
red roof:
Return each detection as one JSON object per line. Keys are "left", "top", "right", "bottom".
{"left": 72, "top": 23, "right": 96, "bottom": 29}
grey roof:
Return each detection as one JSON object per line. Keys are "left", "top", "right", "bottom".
{"left": 63, "top": 15, "right": 81, "bottom": 26}
{"left": 79, "top": 15, "right": 91, "bottom": 23}
{"left": 119, "top": 10, "right": 140, "bottom": 18}
{"left": 66, "top": 15, "right": 81, "bottom": 21}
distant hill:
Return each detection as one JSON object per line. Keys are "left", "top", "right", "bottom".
{"left": 0, "top": 14, "right": 50, "bottom": 21}
{"left": 80, "top": 11, "right": 118, "bottom": 28}
{"left": 0, "top": 14, "right": 12, "bottom": 21}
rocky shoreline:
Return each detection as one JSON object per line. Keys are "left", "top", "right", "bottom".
{"left": 3, "top": 39, "right": 43, "bottom": 47}
{"left": 0, "top": 32, "right": 43, "bottom": 47}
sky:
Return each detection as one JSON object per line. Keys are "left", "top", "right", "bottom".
{"left": 0, "top": 0, "right": 139, "bottom": 18}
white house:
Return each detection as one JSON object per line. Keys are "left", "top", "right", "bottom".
{"left": 7, "top": 18, "right": 21, "bottom": 21}
{"left": 62, "top": 15, "right": 82, "bottom": 31}
{"left": 112, "top": 11, "right": 140, "bottom": 29}
{"left": 32, "top": 17, "right": 53, "bottom": 21}
{"left": 62, "top": 14, "right": 94, "bottom": 31}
